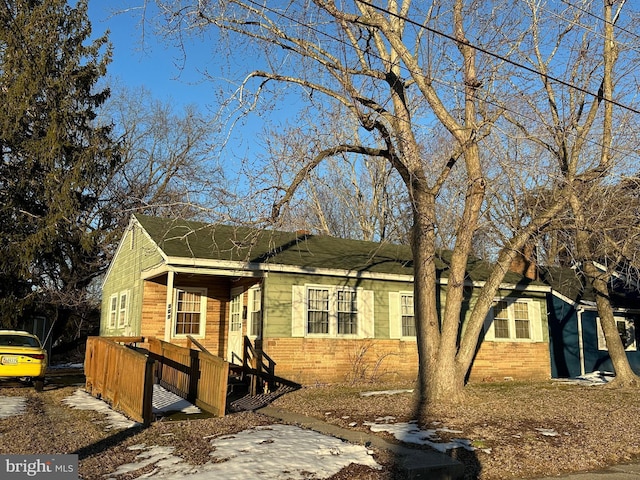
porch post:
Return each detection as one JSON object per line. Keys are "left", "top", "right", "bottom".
{"left": 164, "top": 270, "right": 175, "bottom": 342}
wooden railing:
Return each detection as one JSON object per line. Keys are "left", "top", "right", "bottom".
{"left": 84, "top": 336, "right": 154, "bottom": 425}
{"left": 147, "top": 337, "right": 229, "bottom": 417}
{"left": 242, "top": 336, "right": 299, "bottom": 395}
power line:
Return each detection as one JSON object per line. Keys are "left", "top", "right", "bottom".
{"left": 194, "top": 0, "right": 638, "bottom": 173}
{"left": 356, "top": 0, "right": 640, "bottom": 115}
{"left": 232, "top": 0, "right": 640, "bottom": 159}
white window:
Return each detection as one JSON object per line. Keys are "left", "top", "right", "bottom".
{"left": 173, "top": 287, "right": 207, "bottom": 337}
{"left": 117, "top": 292, "right": 129, "bottom": 327}
{"left": 597, "top": 317, "right": 636, "bottom": 351}
{"left": 401, "top": 294, "right": 415, "bottom": 337}
{"left": 248, "top": 287, "right": 262, "bottom": 338}
{"left": 108, "top": 294, "right": 118, "bottom": 328}
{"left": 337, "top": 289, "right": 358, "bottom": 334}
{"left": 230, "top": 291, "right": 243, "bottom": 333}
{"left": 292, "top": 285, "right": 374, "bottom": 338}
{"left": 484, "top": 298, "right": 542, "bottom": 342}
{"left": 308, "top": 287, "right": 331, "bottom": 334}
{"left": 389, "top": 291, "right": 416, "bottom": 339}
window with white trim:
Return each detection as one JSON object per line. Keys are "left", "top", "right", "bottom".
{"left": 248, "top": 287, "right": 262, "bottom": 338}
{"left": 292, "top": 285, "right": 374, "bottom": 338}
{"left": 230, "top": 291, "right": 243, "bottom": 333}
{"left": 108, "top": 294, "right": 118, "bottom": 328}
{"left": 174, "top": 288, "right": 207, "bottom": 336}
{"left": 337, "top": 289, "right": 357, "bottom": 334}
{"left": 401, "top": 293, "right": 416, "bottom": 337}
{"left": 308, "top": 287, "right": 330, "bottom": 334}
{"left": 484, "top": 298, "right": 541, "bottom": 342}
{"left": 117, "top": 292, "right": 129, "bottom": 327}
{"left": 597, "top": 317, "right": 636, "bottom": 351}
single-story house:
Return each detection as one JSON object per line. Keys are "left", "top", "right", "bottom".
{"left": 542, "top": 266, "right": 640, "bottom": 378}
{"left": 100, "top": 214, "right": 552, "bottom": 385}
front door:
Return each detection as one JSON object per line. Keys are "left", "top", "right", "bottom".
{"left": 227, "top": 289, "right": 244, "bottom": 364}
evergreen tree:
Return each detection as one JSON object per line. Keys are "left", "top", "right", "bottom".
{"left": 0, "top": 0, "right": 120, "bottom": 337}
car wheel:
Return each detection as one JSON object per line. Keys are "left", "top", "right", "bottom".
{"left": 34, "top": 378, "right": 44, "bottom": 392}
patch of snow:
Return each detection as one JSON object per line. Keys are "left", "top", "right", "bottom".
{"left": 107, "top": 424, "right": 381, "bottom": 480}
{"left": 152, "top": 384, "right": 201, "bottom": 415}
{"left": 0, "top": 396, "right": 27, "bottom": 418}
{"left": 48, "top": 362, "right": 84, "bottom": 370}
{"left": 554, "top": 371, "right": 615, "bottom": 386}
{"left": 60, "top": 385, "right": 202, "bottom": 431}
{"left": 360, "top": 389, "right": 414, "bottom": 397}
{"left": 373, "top": 415, "right": 396, "bottom": 423}
{"left": 62, "top": 389, "right": 140, "bottom": 430}
{"left": 364, "top": 420, "right": 476, "bottom": 453}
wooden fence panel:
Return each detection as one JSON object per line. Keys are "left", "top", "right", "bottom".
{"left": 84, "top": 337, "right": 153, "bottom": 424}
{"left": 148, "top": 337, "right": 229, "bottom": 417}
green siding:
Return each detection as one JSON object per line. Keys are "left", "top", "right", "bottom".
{"left": 100, "top": 224, "right": 164, "bottom": 335}
{"left": 262, "top": 273, "right": 549, "bottom": 342}
{"left": 262, "top": 271, "right": 413, "bottom": 339}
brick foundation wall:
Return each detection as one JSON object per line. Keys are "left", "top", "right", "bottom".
{"left": 467, "top": 341, "right": 551, "bottom": 382}
{"left": 264, "top": 338, "right": 419, "bottom": 384}
{"left": 264, "top": 338, "right": 551, "bottom": 385}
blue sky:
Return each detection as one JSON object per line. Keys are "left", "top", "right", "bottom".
{"left": 88, "top": 1, "right": 218, "bottom": 110}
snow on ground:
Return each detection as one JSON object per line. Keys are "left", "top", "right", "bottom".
{"left": 107, "top": 424, "right": 380, "bottom": 480}
{"left": 358, "top": 375, "right": 614, "bottom": 454}
{"left": 62, "top": 389, "right": 140, "bottom": 430}
{"left": 553, "top": 371, "right": 614, "bottom": 385}
{"left": 0, "top": 386, "right": 380, "bottom": 479}
{"left": 360, "top": 388, "right": 414, "bottom": 397}
{"left": 0, "top": 396, "right": 26, "bottom": 418}
{"left": 0, "top": 372, "right": 616, "bottom": 477}
{"left": 151, "top": 384, "right": 202, "bottom": 415}
{"left": 363, "top": 416, "right": 477, "bottom": 453}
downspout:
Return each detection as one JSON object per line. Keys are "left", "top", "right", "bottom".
{"left": 164, "top": 270, "right": 175, "bottom": 342}
{"left": 577, "top": 306, "right": 585, "bottom": 376}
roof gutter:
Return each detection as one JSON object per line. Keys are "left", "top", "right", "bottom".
{"left": 144, "top": 255, "right": 551, "bottom": 293}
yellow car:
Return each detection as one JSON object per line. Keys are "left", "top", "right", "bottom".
{"left": 0, "top": 330, "right": 47, "bottom": 391}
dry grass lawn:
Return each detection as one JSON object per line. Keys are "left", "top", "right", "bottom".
{"left": 1, "top": 379, "right": 640, "bottom": 479}
{"left": 271, "top": 379, "right": 640, "bottom": 479}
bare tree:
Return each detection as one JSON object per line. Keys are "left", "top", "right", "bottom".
{"left": 151, "top": 0, "right": 570, "bottom": 412}
{"left": 508, "top": 0, "right": 640, "bottom": 386}
{"left": 257, "top": 111, "right": 410, "bottom": 242}
{"left": 102, "top": 85, "right": 228, "bottom": 223}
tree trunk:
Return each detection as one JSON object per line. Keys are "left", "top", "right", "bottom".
{"left": 583, "top": 261, "right": 640, "bottom": 387}
{"left": 570, "top": 192, "right": 640, "bottom": 387}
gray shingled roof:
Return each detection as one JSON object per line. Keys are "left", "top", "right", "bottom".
{"left": 540, "top": 265, "right": 640, "bottom": 307}
{"left": 135, "top": 214, "right": 534, "bottom": 284}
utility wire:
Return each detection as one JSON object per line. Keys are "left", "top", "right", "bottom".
{"left": 355, "top": 0, "right": 640, "bottom": 115}
{"left": 236, "top": 0, "right": 640, "bottom": 158}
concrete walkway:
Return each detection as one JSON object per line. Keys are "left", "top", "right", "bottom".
{"left": 528, "top": 463, "right": 640, "bottom": 480}
{"left": 257, "top": 405, "right": 464, "bottom": 480}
